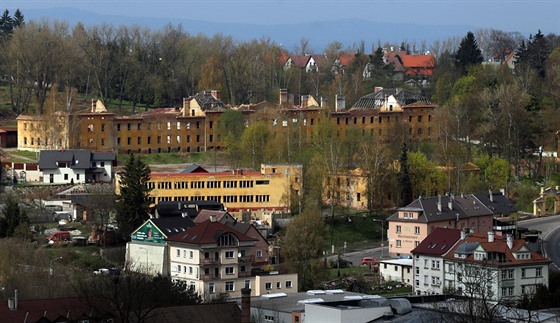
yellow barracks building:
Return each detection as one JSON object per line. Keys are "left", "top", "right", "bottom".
{"left": 145, "top": 164, "right": 303, "bottom": 219}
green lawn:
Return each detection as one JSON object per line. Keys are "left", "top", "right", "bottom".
{"left": 4, "top": 150, "right": 40, "bottom": 162}
{"left": 118, "top": 151, "right": 211, "bottom": 165}
{"left": 326, "top": 214, "right": 384, "bottom": 252}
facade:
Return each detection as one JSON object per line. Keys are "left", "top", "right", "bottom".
{"left": 378, "top": 259, "right": 413, "bottom": 285}
{"left": 166, "top": 219, "right": 297, "bottom": 300}
{"left": 411, "top": 228, "right": 463, "bottom": 295}
{"left": 146, "top": 164, "right": 303, "bottom": 217}
{"left": 38, "top": 149, "right": 116, "bottom": 184}
{"left": 443, "top": 232, "right": 551, "bottom": 301}
{"left": 532, "top": 186, "right": 560, "bottom": 216}
{"left": 386, "top": 193, "right": 509, "bottom": 257}
{"left": 17, "top": 88, "right": 438, "bottom": 156}
{"left": 126, "top": 217, "right": 195, "bottom": 275}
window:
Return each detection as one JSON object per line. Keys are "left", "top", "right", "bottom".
{"left": 536, "top": 267, "right": 542, "bottom": 277}
{"left": 177, "top": 121, "right": 181, "bottom": 130}
{"left": 431, "top": 260, "right": 440, "bottom": 270}
{"left": 167, "top": 122, "right": 171, "bottom": 130}
{"left": 501, "top": 287, "right": 514, "bottom": 297}
{"left": 522, "top": 268, "right": 526, "bottom": 278}
{"left": 225, "top": 251, "right": 234, "bottom": 259}
{"left": 189, "top": 267, "right": 193, "bottom": 275}
{"left": 209, "top": 282, "right": 215, "bottom": 294}
{"left": 264, "top": 315, "right": 275, "bottom": 322}
{"left": 418, "top": 115, "right": 423, "bottom": 122}
{"left": 256, "top": 250, "right": 263, "bottom": 258}
{"left": 286, "top": 281, "right": 292, "bottom": 288}
{"left": 183, "top": 250, "right": 187, "bottom": 258}
{"left": 396, "top": 225, "right": 401, "bottom": 233}
{"left": 501, "top": 269, "right": 514, "bottom": 280}
{"left": 64, "top": 174, "right": 68, "bottom": 180}
{"left": 424, "top": 259, "right": 428, "bottom": 268}
{"left": 137, "top": 123, "right": 141, "bottom": 130}
{"left": 176, "top": 249, "right": 180, "bottom": 257}
{"left": 127, "top": 123, "right": 131, "bottom": 131}
{"left": 225, "top": 266, "right": 234, "bottom": 275}
{"left": 189, "top": 251, "right": 193, "bottom": 259}
{"left": 415, "top": 267, "right": 419, "bottom": 275}
{"left": 101, "top": 124, "right": 105, "bottom": 132}
{"left": 225, "top": 281, "right": 234, "bottom": 291}
{"left": 396, "top": 240, "right": 401, "bottom": 247}
{"left": 265, "top": 282, "right": 272, "bottom": 290}
{"left": 277, "top": 281, "right": 281, "bottom": 289}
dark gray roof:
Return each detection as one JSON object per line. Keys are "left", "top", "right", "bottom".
{"left": 152, "top": 216, "right": 195, "bottom": 236}
{"left": 350, "top": 88, "right": 429, "bottom": 110}
{"left": 39, "top": 150, "right": 115, "bottom": 170}
{"left": 191, "top": 92, "right": 226, "bottom": 111}
{"left": 454, "top": 242, "right": 479, "bottom": 255}
{"left": 154, "top": 200, "right": 225, "bottom": 218}
{"left": 144, "top": 303, "right": 241, "bottom": 323}
{"left": 387, "top": 194, "right": 493, "bottom": 223}
{"left": 181, "top": 164, "right": 208, "bottom": 173}
{"left": 474, "top": 192, "right": 517, "bottom": 216}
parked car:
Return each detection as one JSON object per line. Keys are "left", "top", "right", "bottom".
{"left": 361, "top": 257, "right": 378, "bottom": 266}
{"left": 330, "top": 257, "right": 353, "bottom": 268}
{"left": 47, "top": 231, "right": 71, "bottom": 244}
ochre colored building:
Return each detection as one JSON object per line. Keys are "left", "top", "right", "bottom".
{"left": 144, "top": 164, "right": 303, "bottom": 218}
{"left": 17, "top": 88, "right": 437, "bottom": 155}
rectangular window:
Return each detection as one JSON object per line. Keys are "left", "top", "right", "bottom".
{"left": 522, "top": 269, "right": 526, "bottom": 278}
{"left": 137, "top": 123, "right": 141, "bottom": 130}
{"left": 415, "top": 226, "right": 420, "bottom": 234}
{"left": 177, "top": 121, "right": 181, "bottom": 130}
{"left": 286, "top": 281, "right": 292, "bottom": 288}
{"left": 225, "top": 266, "right": 234, "bottom": 275}
{"left": 225, "top": 281, "right": 234, "bottom": 291}
{"left": 265, "top": 282, "right": 272, "bottom": 290}
{"left": 189, "top": 251, "right": 193, "bottom": 259}
{"left": 167, "top": 122, "right": 171, "bottom": 130}
{"left": 396, "top": 240, "right": 401, "bottom": 247}
{"left": 208, "top": 282, "right": 215, "bottom": 293}
{"left": 225, "top": 251, "right": 234, "bottom": 259}
{"left": 176, "top": 249, "right": 180, "bottom": 257}
{"left": 276, "top": 281, "right": 281, "bottom": 289}
{"left": 127, "top": 123, "right": 131, "bottom": 131}
{"left": 396, "top": 225, "right": 401, "bottom": 233}
{"left": 536, "top": 267, "right": 542, "bottom": 277}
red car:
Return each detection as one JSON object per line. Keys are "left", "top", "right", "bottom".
{"left": 361, "top": 257, "right": 378, "bottom": 266}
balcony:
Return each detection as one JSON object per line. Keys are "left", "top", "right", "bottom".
{"left": 201, "top": 273, "right": 220, "bottom": 280}
{"left": 238, "top": 255, "right": 255, "bottom": 263}
{"left": 202, "top": 258, "right": 220, "bottom": 265}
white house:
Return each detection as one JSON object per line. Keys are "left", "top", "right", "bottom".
{"left": 38, "top": 149, "right": 115, "bottom": 184}
{"left": 443, "top": 231, "right": 551, "bottom": 301}
{"left": 379, "top": 259, "right": 414, "bottom": 285}
{"left": 411, "top": 228, "right": 463, "bottom": 295}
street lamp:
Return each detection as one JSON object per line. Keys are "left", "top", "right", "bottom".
{"left": 50, "top": 257, "right": 62, "bottom": 276}
{"left": 372, "top": 219, "right": 384, "bottom": 259}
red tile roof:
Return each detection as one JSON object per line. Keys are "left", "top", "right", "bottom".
{"left": 166, "top": 220, "right": 257, "bottom": 245}
{"left": 444, "top": 234, "right": 551, "bottom": 266}
{"left": 289, "top": 55, "right": 310, "bottom": 68}
{"left": 338, "top": 53, "right": 357, "bottom": 67}
{"left": 411, "top": 228, "right": 462, "bottom": 255}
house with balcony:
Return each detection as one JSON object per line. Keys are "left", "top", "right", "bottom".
{"left": 411, "top": 228, "right": 463, "bottom": 295}
{"left": 166, "top": 218, "right": 297, "bottom": 300}
{"left": 443, "top": 231, "right": 551, "bottom": 301}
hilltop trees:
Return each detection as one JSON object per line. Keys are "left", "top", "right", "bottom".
{"left": 0, "top": 193, "right": 30, "bottom": 239}
{"left": 116, "top": 154, "right": 151, "bottom": 238}
{"left": 455, "top": 31, "right": 483, "bottom": 74}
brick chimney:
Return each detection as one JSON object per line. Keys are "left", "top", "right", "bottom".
{"left": 335, "top": 94, "right": 345, "bottom": 112}
{"left": 241, "top": 288, "right": 251, "bottom": 323}
{"left": 279, "top": 89, "right": 288, "bottom": 105}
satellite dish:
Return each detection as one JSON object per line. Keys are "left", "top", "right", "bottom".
{"left": 238, "top": 252, "right": 242, "bottom": 258}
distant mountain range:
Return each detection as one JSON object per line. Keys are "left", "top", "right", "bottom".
{"left": 24, "top": 7, "right": 486, "bottom": 52}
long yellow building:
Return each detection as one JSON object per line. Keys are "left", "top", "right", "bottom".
{"left": 146, "top": 164, "right": 303, "bottom": 219}
{"left": 17, "top": 88, "right": 437, "bottom": 154}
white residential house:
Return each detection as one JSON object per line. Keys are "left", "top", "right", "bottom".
{"left": 411, "top": 227, "right": 463, "bottom": 295}
{"left": 443, "top": 231, "right": 551, "bottom": 301}
{"left": 38, "top": 149, "right": 115, "bottom": 184}
{"left": 379, "top": 259, "right": 413, "bottom": 285}
{"left": 166, "top": 218, "right": 297, "bottom": 300}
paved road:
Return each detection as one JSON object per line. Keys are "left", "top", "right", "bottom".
{"left": 329, "top": 246, "right": 388, "bottom": 266}
{"left": 520, "top": 215, "right": 560, "bottom": 271}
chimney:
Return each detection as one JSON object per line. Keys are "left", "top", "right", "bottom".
{"left": 335, "top": 94, "right": 345, "bottom": 112}
{"left": 182, "top": 98, "right": 190, "bottom": 117}
{"left": 500, "top": 188, "right": 505, "bottom": 195}
{"left": 14, "top": 290, "right": 17, "bottom": 310}
{"left": 91, "top": 99, "right": 95, "bottom": 113}
{"left": 437, "top": 195, "right": 442, "bottom": 212}
{"left": 211, "top": 90, "right": 221, "bottom": 100}
{"left": 506, "top": 234, "right": 513, "bottom": 249}
{"left": 279, "top": 89, "right": 288, "bottom": 105}
{"left": 374, "top": 86, "right": 383, "bottom": 92}
{"left": 488, "top": 231, "right": 495, "bottom": 243}
{"left": 448, "top": 194, "right": 453, "bottom": 211}
{"left": 209, "top": 215, "right": 216, "bottom": 223}
{"left": 320, "top": 96, "right": 328, "bottom": 108}
{"left": 301, "top": 95, "right": 309, "bottom": 108}
{"left": 460, "top": 230, "right": 466, "bottom": 240}
{"left": 241, "top": 288, "right": 251, "bottom": 323}
{"left": 489, "top": 190, "right": 493, "bottom": 202}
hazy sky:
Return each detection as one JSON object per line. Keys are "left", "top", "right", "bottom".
{"left": 2, "top": 0, "right": 559, "bottom": 34}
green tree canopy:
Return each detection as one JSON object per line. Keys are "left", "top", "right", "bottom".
{"left": 116, "top": 154, "right": 152, "bottom": 238}
{"left": 282, "top": 209, "right": 328, "bottom": 290}
{"left": 0, "top": 193, "right": 29, "bottom": 238}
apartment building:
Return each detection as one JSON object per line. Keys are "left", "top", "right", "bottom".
{"left": 386, "top": 193, "right": 503, "bottom": 257}
{"left": 146, "top": 164, "right": 303, "bottom": 217}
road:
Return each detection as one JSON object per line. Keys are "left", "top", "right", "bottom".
{"left": 520, "top": 215, "right": 560, "bottom": 271}
{"left": 330, "top": 246, "right": 388, "bottom": 266}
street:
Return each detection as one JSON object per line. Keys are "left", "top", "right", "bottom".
{"left": 329, "top": 246, "right": 388, "bottom": 266}
{"left": 520, "top": 215, "right": 560, "bottom": 271}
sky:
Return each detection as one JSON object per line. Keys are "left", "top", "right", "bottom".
{"left": 2, "top": 0, "right": 559, "bottom": 35}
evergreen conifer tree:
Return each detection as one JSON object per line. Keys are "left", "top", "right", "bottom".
{"left": 116, "top": 154, "right": 151, "bottom": 238}
{"left": 454, "top": 31, "right": 483, "bottom": 74}
{"left": 398, "top": 142, "right": 413, "bottom": 206}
